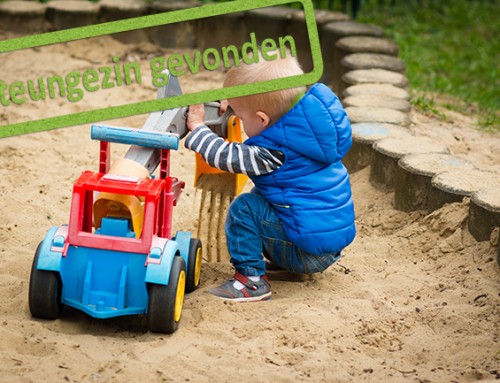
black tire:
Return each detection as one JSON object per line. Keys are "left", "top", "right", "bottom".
{"left": 28, "top": 242, "right": 63, "bottom": 319}
{"left": 186, "top": 238, "right": 202, "bottom": 293}
{"left": 147, "top": 256, "right": 186, "bottom": 334}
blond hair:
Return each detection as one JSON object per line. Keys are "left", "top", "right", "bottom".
{"left": 223, "top": 51, "right": 305, "bottom": 121}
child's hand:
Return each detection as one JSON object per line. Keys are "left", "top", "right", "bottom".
{"left": 219, "top": 100, "right": 229, "bottom": 115}
{"left": 187, "top": 104, "right": 205, "bottom": 131}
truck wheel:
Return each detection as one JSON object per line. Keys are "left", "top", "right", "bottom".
{"left": 28, "top": 242, "right": 63, "bottom": 319}
{"left": 186, "top": 238, "right": 202, "bottom": 293}
{"left": 147, "top": 256, "right": 186, "bottom": 334}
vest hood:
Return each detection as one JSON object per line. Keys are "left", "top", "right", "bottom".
{"left": 260, "top": 83, "right": 351, "bottom": 164}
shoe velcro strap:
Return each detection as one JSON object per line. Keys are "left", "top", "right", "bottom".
{"left": 233, "top": 272, "right": 257, "bottom": 291}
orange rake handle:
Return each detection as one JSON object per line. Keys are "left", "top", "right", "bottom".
{"left": 194, "top": 115, "right": 249, "bottom": 195}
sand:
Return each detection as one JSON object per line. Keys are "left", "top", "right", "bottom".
{"left": 1, "top": 35, "right": 499, "bottom": 383}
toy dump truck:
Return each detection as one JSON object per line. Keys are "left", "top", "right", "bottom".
{"left": 29, "top": 124, "right": 202, "bottom": 334}
{"left": 28, "top": 74, "right": 245, "bottom": 333}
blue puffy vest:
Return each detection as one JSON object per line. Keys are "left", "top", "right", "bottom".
{"left": 245, "top": 83, "right": 356, "bottom": 255}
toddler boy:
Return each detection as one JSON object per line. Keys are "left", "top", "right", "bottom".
{"left": 185, "top": 52, "right": 356, "bottom": 302}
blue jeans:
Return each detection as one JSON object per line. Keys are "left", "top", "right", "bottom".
{"left": 225, "top": 191, "right": 341, "bottom": 276}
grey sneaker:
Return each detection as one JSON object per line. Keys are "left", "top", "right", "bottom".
{"left": 208, "top": 273, "right": 272, "bottom": 302}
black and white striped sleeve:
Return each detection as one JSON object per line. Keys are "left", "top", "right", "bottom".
{"left": 184, "top": 125, "right": 284, "bottom": 176}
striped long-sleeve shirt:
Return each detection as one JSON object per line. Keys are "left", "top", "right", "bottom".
{"left": 185, "top": 125, "right": 284, "bottom": 176}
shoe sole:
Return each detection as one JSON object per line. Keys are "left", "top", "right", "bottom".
{"left": 213, "top": 291, "right": 272, "bottom": 303}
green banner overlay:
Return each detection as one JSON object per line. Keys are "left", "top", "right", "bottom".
{"left": 0, "top": 0, "right": 323, "bottom": 138}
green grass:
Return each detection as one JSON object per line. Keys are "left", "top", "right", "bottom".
{"left": 355, "top": 0, "right": 500, "bottom": 130}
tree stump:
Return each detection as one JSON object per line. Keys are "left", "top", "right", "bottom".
{"left": 47, "top": 0, "right": 100, "bottom": 30}
{"left": 343, "top": 122, "right": 411, "bottom": 173}
{"left": 342, "top": 95, "right": 411, "bottom": 113}
{"left": 371, "top": 136, "right": 449, "bottom": 189}
{"left": 315, "top": 9, "right": 350, "bottom": 24}
{"left": 321, "top": 21, "right": 383, "bottom": 90}
{"left": 148, "top": 1, "right": 201, "bottom": 49}
{"left": 99, "top": 0, "right": 149, "bottom": 44}
{"left": 394, "top": 153, "right": 475, "bottom": 212}
{"left": 340, "top": 68, "right": 408, "bottom": 96}
{"left": 196, "top": 11, "right": 247, "bottom": 51}
{"left": 244, "top": 6, "right": 294, "bottom": 43}
{"left": 0, "top": 1, "right": 47, "bottom": 34}
{"left": 292, "top": 9, "right": 349, "bottom": 74}
{"left": 99, "top": 0, "right": 147, "bottom": 21}
{"left": 343, "top": 83, "right": 410, "bottom": 101}
{"left": 497, "top": 240, "right": 500, "bottom": 267}
{"left": 468, "top": 186, "right": 500, "bottom": 242}
{"left": 339, "top": 53, "right": 405, "bottom": 96}
{"left": 430, "top": 169, "right": 500, "bottom": 211}
{"left": 334, "top": 36, "right": 399, "bottom": 98}
{"left": 345, "top": 106, "right": 410, "bottom": 126}
{"left": 342, "top": 53, "right": 405, "bottom": 73}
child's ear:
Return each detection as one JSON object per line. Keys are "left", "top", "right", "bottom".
{"left": 256, "top": 111, "right": 271, "bottom": 128}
